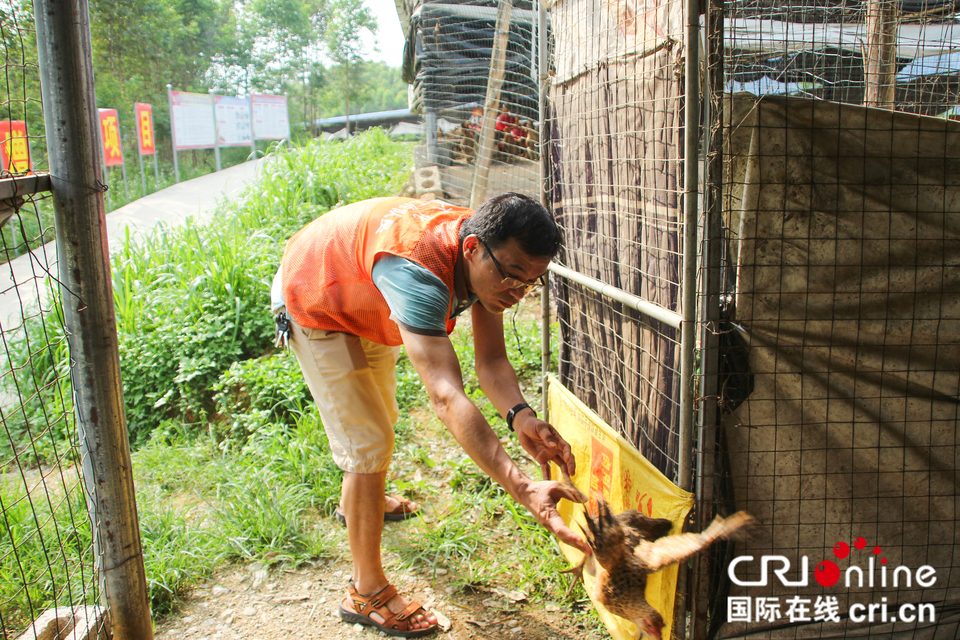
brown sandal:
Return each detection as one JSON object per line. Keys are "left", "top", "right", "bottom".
{"left": 334, "top": 494, "right": 421, "bottom": 526}
{"left": 338, "top": 581, "right": 438, "bottom": 638}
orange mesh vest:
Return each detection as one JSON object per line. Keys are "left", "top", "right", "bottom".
{"left": 281, "top": 197, "right": 474, "bottom": 346}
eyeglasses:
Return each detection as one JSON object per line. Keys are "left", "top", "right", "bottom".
{"left": 479, "top": 238, "right": 546, "bottom": 293}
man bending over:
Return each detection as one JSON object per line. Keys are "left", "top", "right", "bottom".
{"left": 272, "top": 193, "right": 588, "bottom": 637}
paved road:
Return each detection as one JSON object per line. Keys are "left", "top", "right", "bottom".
{"left": 0, "top": 158, "right": 268, "bottom": 330}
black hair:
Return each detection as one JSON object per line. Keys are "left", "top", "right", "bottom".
{"left": 459, "top": 192, "right": 563, "bottom": 258}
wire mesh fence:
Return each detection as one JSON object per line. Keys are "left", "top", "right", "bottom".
{"left": 545, "top": 0, "right": 687, "bottom": 484}
{"left": 1, "top": 3, "right": 45, "bottom": 176}
{"left": 723, "top": 0, "right": 960, "bottom": 115}
{"left": 401, "top": 0, "right": 543, "bottom": 205}
{"left": 0, "top": 198, "right": 100, "bottom": 638}
{"left": 714, "top": 92, "right": 960, "bottom": 640}
{"left": 538, "top": 0, "right": 960, "bottom": 636}
{"left": 0, "top": 5, "right": 103, "bottom": 639}
{"left": 712, "top": 1, "right": 960, "bottom": 638}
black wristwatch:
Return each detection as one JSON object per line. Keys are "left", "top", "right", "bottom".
{"left": 506, "top": 402, "right": 535, "bottom": 432}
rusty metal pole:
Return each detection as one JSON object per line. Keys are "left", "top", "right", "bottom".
{"left": 32, "top": 1, "right": 154, "bottom": 638}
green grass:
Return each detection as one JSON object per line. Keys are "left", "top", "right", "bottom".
{"left": 213, "top": 466, "right": 324, "bottom": 561}
{"left": 128, "top": 415, "right": 340, "bottom": 616}
{"left": 0, "top": 477, "right": 97, "bottom": 632}
{"left": 138, "top": 485, "right": 225, "bottom": 617}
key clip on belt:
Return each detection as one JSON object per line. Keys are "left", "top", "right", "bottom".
{"left": 275, "top": 311, "right": 291, "bottom": 349}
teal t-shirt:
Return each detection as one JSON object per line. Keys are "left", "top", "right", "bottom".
{"left": 372, "top": 254, "right": 476, "bottom": 336}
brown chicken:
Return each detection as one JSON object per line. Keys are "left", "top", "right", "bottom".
{"left": 565, "top": 497, "right": 754, "bottom": 640}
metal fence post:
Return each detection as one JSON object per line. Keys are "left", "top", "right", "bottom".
{"left": 676, "top": 0, "right": 702, "bottom": 636}
{"left": 211, "top": 90, "right": 222, "bottom": 172}
{"left": 691, "top": 0, "right": 726, "bottom": 637}
{"left": 425, "top": 108, "right": 438, "bottom": 165}
{"left": 168, "top": 84, "right": 180, "bottom": 183}
{"left": 32, "top": 1, "right": 155, "bottom": 638}
{"left": 538, "top": 0, "right": 550, "bottom": 423}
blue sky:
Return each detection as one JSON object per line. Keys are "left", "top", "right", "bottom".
{"left": 360, "top": 0, "right": 406, "bottom": 66}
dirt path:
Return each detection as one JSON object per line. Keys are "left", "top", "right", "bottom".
{"left": 152, "top": 538, "right": 604, "bottom": 640}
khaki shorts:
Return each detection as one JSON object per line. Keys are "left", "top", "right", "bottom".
{"left": 286, "top": 313, "right": 401, "bottom": 474}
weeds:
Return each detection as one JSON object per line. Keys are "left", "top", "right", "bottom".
{"left": 239, "top": 412, "right": 343, "bottom": 515}
{"left": 212, "top": 351, "right": 312, "bottom": 443}
{"left": 138, "top": 486, "right": 225, "bottom": 617}
{"left": 213, "top": 466, "right": 324, "bottom": 562}
{"left": 0, "top": 479, "right": 95, "bottom": 631}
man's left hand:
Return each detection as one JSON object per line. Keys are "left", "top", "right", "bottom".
{"left": 513, "top": 412, "right": 576, "bottom": 480}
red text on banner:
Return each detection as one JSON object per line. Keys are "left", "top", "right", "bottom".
{"left": 135, "top": 103, "right": 156, "bottom": 155}
{"left": 99, "top": 109, "right": 124, "bottom": 166}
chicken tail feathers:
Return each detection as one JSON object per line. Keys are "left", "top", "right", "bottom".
{"left": 703, "top": 511, "right": 756, "bottom": 544}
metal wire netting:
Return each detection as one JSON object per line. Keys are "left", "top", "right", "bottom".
{"left": 0, "top": 197, "right": 99, "bottom": 639}
{"left": 723, "top": 0, "right": 960, "bottom": 115}
{"left": 1, "top": 3, "right": 45, "bottom": 176}
{"left": 712, "top": 1, "right": 960, "bottom": 637}
{"left": 546, "top": 0, "right": 686, "bottom": 484}
{"left": 403, "top": 0, "right": 543, "bottom": 205}
{"left": 0, "top": 5, "right": 99, "bottom": 638}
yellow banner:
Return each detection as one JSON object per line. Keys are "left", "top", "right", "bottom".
{"left": 548, "top": 374, "right": 695, "bottom": 640}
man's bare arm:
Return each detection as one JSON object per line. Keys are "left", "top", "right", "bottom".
{"left": 398, "top": 325, "right": 588, "bottom": 553}
{"left": 470, "top": 304, "right": 576, "bottom": 479}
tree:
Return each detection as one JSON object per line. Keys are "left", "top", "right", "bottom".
{"left": 209, "top": 0, "right": 328, "bottom": 96}
{"left": 324, "top": 0, "right": 376, "bottom": 133}
{"left": 89, "top": 0, "right": 227, "bottom": 105}
{"left": 88, "top": 0, "right": 232, "bottom": 151}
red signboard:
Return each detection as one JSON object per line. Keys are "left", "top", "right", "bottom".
{"left": 99, "top": 109, "right": 124, "bottom": 166}
{"left": 0, "top": 120, "right": 31, "bottom": 175}
{"left": 135, "top": 103, "right": 156, "bottom": 155}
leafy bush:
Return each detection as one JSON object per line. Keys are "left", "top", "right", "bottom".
{"left": 211, "top": 350, "right": 312, "bottom": 442}
{"left": 114, "top": 216, "right": 280, "bottom": 442}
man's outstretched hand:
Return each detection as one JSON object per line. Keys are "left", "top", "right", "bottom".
{"left": 514, "top": 413, "right": 576, "bottom": 481}
{"left": 517, "top": 479, "right": 591, "bottom": 555}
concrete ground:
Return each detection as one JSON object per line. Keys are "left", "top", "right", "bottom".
{"left": 0, "top": 158, "right": 267, "bottom": 330}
